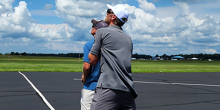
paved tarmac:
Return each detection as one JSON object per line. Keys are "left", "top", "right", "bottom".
{"left": 1, "top": 72, "right": 220, "bottom": 110}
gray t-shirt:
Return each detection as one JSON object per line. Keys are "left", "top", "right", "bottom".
{"left": 90, "top": 25, "right": 138, "bottom": 98}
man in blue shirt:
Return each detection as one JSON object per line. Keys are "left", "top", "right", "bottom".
{"left": 81, "top": 19, "right": 108, "bottom": 110}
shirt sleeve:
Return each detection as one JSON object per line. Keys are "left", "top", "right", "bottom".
{"left": 83, "top": 43, "right": 90, "bottom": 63}
{"left": 90, "top": 30, "right": 102, "bottom": 56}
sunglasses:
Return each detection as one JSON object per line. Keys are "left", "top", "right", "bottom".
{"left": 107, "top": 9, "right": 114, "bottom": 14}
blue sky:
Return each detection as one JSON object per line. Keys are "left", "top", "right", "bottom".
{"left": 1, "top": 0, "right": 220, "bottom": 56}
{"left": 12, "top": 0, "right": 176, "bottom": 24}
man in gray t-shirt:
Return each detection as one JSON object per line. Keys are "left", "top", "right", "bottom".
{"left": 89, "top": 4, "right": 138, "bottom": 110}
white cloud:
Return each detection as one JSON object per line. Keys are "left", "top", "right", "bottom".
{"left": 44, "top": 4, "right": 53, "bottom": 10}
{"left": 123, "top": 1, "right": 220, "bottom": 55}
{"left": 86, "top": 0, "right": 123, "bottom": 4}
{"left": 54, "top": 0, "right": 114, "bottom": 42}
{"left": 45, "top": 42, "right": 85, "bottom": 52}
{"left": 0, "top": 0, "right": 14, "bottom": 13}
{"left": 55, "top": 0, "right": 105, "bottom": 17}
{"left": 172, "top": 0, "right": 204, "bottom": 3}
{"left": 12, "top": 37, "right": 31, "bottom": 43}
{"left": 174, "top": 2, "right": 189, "bottom": 16}
{"left": 204, "top": 49, "right": 217, "bottom": 54}
{"left": 30, "top": 10, "right": 56, "bottom": 16}
{"left": 0, "top": 1, "right": 73, "bottom": 42}
{"left": 0, "top": 1, "right": 30, "bottom": 34}
{"left": 138, "top": 0, "right": 156, "bottom": 11}
{"left": 0, "top": 0, "right": 220, "bottom": 55}
{"left": 0, "top": 1, "right": 76, "bottom": 51}
{"left": 156, "top": 6, "right": 179, "bottom": 18}
{"left": 37, "top": 24, "right": 62, "bottom": 30}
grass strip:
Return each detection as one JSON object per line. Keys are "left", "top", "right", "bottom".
{"left": 1, "top": 55, "right": 220, "bottom": 73}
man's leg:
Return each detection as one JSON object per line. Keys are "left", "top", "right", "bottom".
{"left": 81, "top": 89, "right": 95, "bottom": 110}
{"left": 90, "top": 88, "right": 120, "bottom": 110}
{"left": 120, "top": 91, "right": 136, "bottom": 110}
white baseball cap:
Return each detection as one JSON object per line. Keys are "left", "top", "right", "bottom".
{"left": 107, "top": 4, "right": 129, "bottom": 23}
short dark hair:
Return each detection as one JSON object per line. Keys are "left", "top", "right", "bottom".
{"left": 115, "top": 17, "right": 127, "bottom": 27}
{"left": 91, "top": 19, "right": 108, "bottom": 29}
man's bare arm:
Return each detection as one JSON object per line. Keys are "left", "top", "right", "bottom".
{"left": 89, "top": 53, "right": 99, "bottom": 65}
{"left": 82, "top": 62, "right": 91, "bottom": 83}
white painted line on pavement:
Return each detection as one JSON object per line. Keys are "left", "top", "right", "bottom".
{"left": 74, "top": 78, "right": 220, "bottom": 87}
{"left": 134, "top": 80, "right": 220, "bottom": 87}
{"left": 19, "top": 71, "right": 55, "bottom": 110}
{"left": 74, "top": 78, "right": 81, "bottom": 80}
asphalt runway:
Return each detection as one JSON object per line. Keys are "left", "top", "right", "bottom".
{"left": 1, "top": 72, "right": 220, "bottom": 110}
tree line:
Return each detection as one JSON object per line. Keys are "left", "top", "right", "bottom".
{"left": 132, "top": 53, "right": 220, "bottom": 60}
{"left": 5, "top": 52, "right": 84, "bottom": 58}
{"left": 1, "top": 52, "right": 220, "bottom": 60}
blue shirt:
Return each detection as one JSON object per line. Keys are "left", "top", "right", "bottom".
{"left": 83, "top": 39, "right": 100, "bottom": 91}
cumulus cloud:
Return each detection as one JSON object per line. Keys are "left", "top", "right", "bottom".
{"left": 172, "top": 0, "right": 202, "bottom": 3}
{"left": 54, "top": 0, "right": 111, "bottom": 41}
{"left": 0, "top": 1, "right": 30, "bottom": 35}
{"left": 0, "top": 0, "right": 220, "bottom": 55}
{"left": 0, "top": 0, "right": 14, "bottom": 13}
{"left": 138, "top": 0, "right": 156, "bottom": 11}
{"left": 0, "top": 1, "right": 80, "bottom": 53}
{"left": 44, "top": 4, "right": 53, "bottom": 10}
{"left": 30, "top": 10, "right": 56, "bottom": 16}
{"left": 45, "top": 42, "right": 85, "bottom": 52}
{"left": 38, "top": 24, "right": 62, "bottom": 30}
{"left": 30, "top": 4, "right": 56, "bottom": 16}
{"left": 55, "top": 0, "right": 105, "bottom": 17}
{"left": 0, "top": 1, "right": 68, "bottom": 42}
{"left": 204, "top": 49, "right": 217, "bottom": 54}
{"left": 123, "top": 1, "right": 220, "bottom": 55}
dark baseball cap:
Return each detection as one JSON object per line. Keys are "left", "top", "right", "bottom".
{"left": 91, "top": 19, "right": 108, "bottom": 29}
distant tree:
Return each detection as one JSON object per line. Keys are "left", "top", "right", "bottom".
{"left": 21, "top": 52, "right": 27, "bottom": 55}
{"left": 197, "top": 53, "right": 203, "bottom": 60}
{"left": 15, "top": 52, "right": 19, "bottom": 55}
{"left": 132, "top": 53, "right": 139, "bottom": 59}
{"left": 161, "top": 54, "right": 167, "bottom": 58}
{"left": 11, "top": 52, "right": 15, "bottom": 55}
{"left": 0, "top": 53, "right": 2, "bottom": 55}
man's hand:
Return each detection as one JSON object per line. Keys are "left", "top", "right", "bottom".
{"left": 81, "top": 74, "right": 86, "bottom": 83}
{"left": 82, "top": 62, "right": 90, "bottom": 84}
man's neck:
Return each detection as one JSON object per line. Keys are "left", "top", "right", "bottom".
{"left": 109, "top": 21, "right": 116, "bottom": 26}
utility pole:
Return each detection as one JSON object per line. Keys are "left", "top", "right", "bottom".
{"left": 79, "top": 54, "right": 80, "bottom": 62}
{"left": 8, "top": 52, "right": 10, "bottom": 60}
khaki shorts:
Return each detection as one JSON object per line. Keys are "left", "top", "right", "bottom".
{"left": 81, "top": 89, "right": 95, "bottom": 110}
{"left": 90, "top": 88, "right": 136, "bottom": 110}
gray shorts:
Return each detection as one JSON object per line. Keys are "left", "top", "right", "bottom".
{"left": 90, "top": 88, "right": 136, "bottom": 110}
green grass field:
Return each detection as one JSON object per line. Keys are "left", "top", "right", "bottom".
{"left": 0, "top": 55, "right": 220, "bottom": 73}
